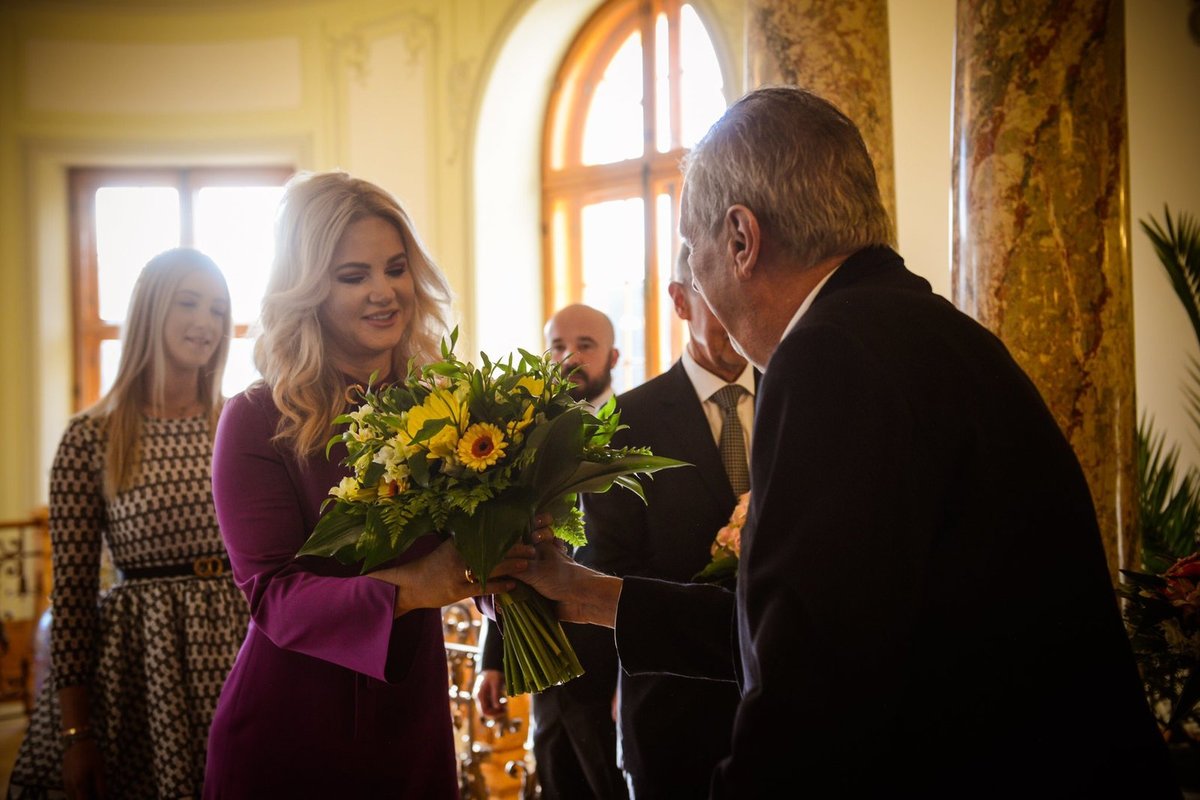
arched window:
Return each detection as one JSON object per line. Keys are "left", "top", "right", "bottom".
{"left": 543, "top": 0, "right": 727, "bottom": 391}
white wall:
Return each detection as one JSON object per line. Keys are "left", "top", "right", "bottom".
{"left": 888, "top": 0, "right": 956, "bottom": 300}
{"left": 1128, "top": 1, "right": 1200, "bottom": 474}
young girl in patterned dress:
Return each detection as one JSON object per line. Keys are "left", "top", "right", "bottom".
{"left": 8, "top": 248, "right": 249, "bottom": 799}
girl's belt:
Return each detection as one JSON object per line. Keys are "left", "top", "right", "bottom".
{"left": 122, "top": 555, "right": 231, "bottom": 580}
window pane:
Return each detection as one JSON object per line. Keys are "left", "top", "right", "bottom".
{"left": 581, "top": 198, "right": 644, "bottom": 391}
{"left": 223, "top": 336, "right": 260, "bottom": 398}
{"left": 656, "top": 192, "right": 677, "bottom": 365}
{"left": 679, "top": 4, "right": 726, "bottom": 148}
{"left": 581, "top": 32, "right": 644, "bottom": 166}
{"left": 99, "top": 338, "right": 122, "bottom": 399}
{"left": 194, "top": 185, "right": 285, "bottom": 325}
{"left": 655, "top": 12, "right": 671, "bottom": 153}
{"left": 102, "top": 336, "right": 260, "bottom": 400}
{"left": 95, "top": 187, "right": 181, "bottom": 322}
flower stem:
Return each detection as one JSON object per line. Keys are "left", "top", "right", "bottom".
{"left": 495, "top": 584, "right": 584, "bottom": 695}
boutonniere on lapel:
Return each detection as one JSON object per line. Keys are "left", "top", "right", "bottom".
{"left": 694, "top": 491, "right": 750, "bottom": 587}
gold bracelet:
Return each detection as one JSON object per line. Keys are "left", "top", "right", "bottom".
{"left": 61, "top": 726, "right": 93, "bottom": 747}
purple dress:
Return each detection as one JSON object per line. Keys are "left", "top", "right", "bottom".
{"left": 203, "top": 383, "right": 458, "bottom": 798}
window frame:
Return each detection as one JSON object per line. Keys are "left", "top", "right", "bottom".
{"left": 541, "top": 0, "right": 725, "bottom": 384}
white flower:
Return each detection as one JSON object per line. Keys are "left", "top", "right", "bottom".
{"left": 330, "top": 476, "right": 358, "bottom": 500}
{"left": 373, "top": 441, "right": 412, "bottom": 485}
{"left": 347, "top": 403, "right": 375, "bottom": 425}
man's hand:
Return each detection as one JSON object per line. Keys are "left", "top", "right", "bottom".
{"left": 473, "top": 668, "right": 508, "bottom": 719}
{"left": 523, "top": 541, "right": 623, "bottom": 628}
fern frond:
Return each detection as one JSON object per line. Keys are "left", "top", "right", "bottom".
{"left": 1138, "top": 413, "right": 1200, "bottom": 572}
{"left": 1140, "top": 206, "right": 1200, "bottom": 346}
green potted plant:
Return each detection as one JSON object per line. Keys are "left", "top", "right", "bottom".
{"left": 1121, "top": 206, "right": 1200, "bottom": 789}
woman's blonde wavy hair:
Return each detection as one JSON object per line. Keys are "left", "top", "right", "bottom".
{"left": 254, "top": 170, "right": 453, "bottom": 458}
{"left": 89, "top": 247, "right": 231, "bottom": 498}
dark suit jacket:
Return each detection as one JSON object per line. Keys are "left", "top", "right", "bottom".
{"left": 580, "top": 359, "right": 747, "bottom": 798}
{"left": 612, "top": 246, "right": 1177, "bottom": 798}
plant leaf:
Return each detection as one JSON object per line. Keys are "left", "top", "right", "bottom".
{"left": 522, "top": 408, "right": 587, "bottom": 497}
{"left": 448, "top": 487, "right": 535, "bottom": 590}
{"left": 538, "top": 454, "right": 690, "bottom": 509}
{"left": 298, "top": 504, "right": 367, "bottom": 560}
{"left": 1137, "top": 413, "right": 1200, "bottom": 572}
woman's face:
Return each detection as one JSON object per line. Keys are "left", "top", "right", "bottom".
{"left": 162, "top": 269, "right": 228, "bottom": 375}
{"left": 319, "top": 215, "right": 415, "bottom": 380}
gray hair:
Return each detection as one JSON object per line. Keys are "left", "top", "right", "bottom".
{"left": 681, "top": 86, "right": 894, "bottom": 270}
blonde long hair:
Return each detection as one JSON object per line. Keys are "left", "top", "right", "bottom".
{"left": 90, "top": 248, "right": 231, "bottom": 498}
{"left": 254, "top": 170, "right": 453, "bottom": 458}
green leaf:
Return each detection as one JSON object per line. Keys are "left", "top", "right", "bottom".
{"left": 360, "top": 508, "right": 437, "bottom": 572}
{"left": 522, "top": 408, "right": 587, "bottom": 496}
{"left": 361, "top": 459, "right": 385, "bottom": 487}
{"left": 408, "top": 417, "right": 451, "bottom": 445}
{"left": 1141, "top": 207, "right": 1200, "bottom": 348}
{"left": 298, "top": 504, "right": 367, "bottom": 559}
{"left": 408, "top": 451, "right": 431, "bottom": 487}
{"left": 1137, "top": 413, "right": 1200, "bottom": 572}
{"left": 694, "top": 555, "right": 737, "bottom": 582}
{"left": 1136, "top": 205, "right": 1200, "bottom": 571}
{"left": 448, "top": 487, "right": 535, "bottom": 590}
{"left": 538, "top": 454, "right": 690, "bottom": 509}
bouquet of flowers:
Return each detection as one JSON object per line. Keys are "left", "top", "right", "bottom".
{"left": 693, "top": 490, "right": 750, "bottom": 586}
{"left": 1119, "top": 552, "right": 1200, "bottom": 742}
{"left": 298, "top": 330, "right": 686, "bottom": 694}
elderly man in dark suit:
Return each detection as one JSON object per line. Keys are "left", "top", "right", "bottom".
{"left": 580, "top": 243, "right": 752, "bottom": 799}
{"left": 522, "top": 86, "right": 1177, "bottom": 798}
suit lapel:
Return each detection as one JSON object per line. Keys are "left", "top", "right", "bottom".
{"left": 654, "top": 361, "right": 734, "bottom": 507}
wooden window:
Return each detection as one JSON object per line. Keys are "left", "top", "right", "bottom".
{"left": 69, "top": 166, "right": 291, "bottom": 411}
{"left": 543, "top": 0, "right": 727, "bottom": 391}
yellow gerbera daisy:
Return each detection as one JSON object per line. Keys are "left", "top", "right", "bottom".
{"left": 457, "top": 422, "right": 507, "bottom": 471}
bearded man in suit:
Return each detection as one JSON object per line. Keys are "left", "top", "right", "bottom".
{"left": 580, "top": 244, "right": 752, "bottom": 799}
{"left": 522, "top": 86, "right": 1177, "bottom": 798}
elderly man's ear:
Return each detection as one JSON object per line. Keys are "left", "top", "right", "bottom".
{"left": 724, "top": 204, "right": 761, "bottom": 281}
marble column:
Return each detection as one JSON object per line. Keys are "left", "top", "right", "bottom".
{"left": 745, "top": 0, "right": 897, "bottom": 228}
{"left": 952, "top": 0, "right": 1133, "bottom": 576}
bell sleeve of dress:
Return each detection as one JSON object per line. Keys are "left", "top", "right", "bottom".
{"left": 212, "top": 391, "right": 405, "bottom": 682}
{"left": 48, "top": 416, "right": 107, "bottom": 689}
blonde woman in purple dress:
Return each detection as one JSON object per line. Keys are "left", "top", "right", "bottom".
{"left": 203, "top": 171, "right": 537, "bottom": 798}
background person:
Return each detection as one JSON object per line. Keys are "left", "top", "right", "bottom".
{"left": 9, "top": 248, "right": 247, "bottom": 799}
{"left": 203, "top": 170, "right": 535, "bottom": 798}
{"left": 580, "top": 244, "right": 752, "bottom": 798}
{"left": 522, "top": 86, "right": 1178, "bottom": 798}
{"left": 475, "top": 302, "right": 626, "bottom": 799}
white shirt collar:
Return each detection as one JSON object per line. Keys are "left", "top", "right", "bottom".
{"left": 681, "top": 347, "right": 755, "bottom": 404}
{"left": 780, "top": 263, "right": 842, "bottom": 343}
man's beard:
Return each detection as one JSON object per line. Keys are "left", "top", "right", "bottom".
{"left": 567, "top": 369, "right": 612, "bottom": 404}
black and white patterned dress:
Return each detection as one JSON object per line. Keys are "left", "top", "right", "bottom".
{"left": 8, "top": 413, "right": 248, "bottom": 799}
